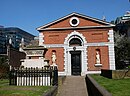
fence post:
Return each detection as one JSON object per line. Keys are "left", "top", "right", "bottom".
{"left": 9, "top": 68, "right": 12, "bottom": 85}
{"left": 15, "top": 68, "right": 17, "bottom": 85}
{"left": 52, "top": 66, "right": 58, "bottom": 86}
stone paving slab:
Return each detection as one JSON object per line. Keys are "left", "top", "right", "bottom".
{"left": 57, "top": 76, "right": 88, "bottom": 96}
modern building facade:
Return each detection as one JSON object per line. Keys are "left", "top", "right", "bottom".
{"left": 37, "top": 13, "right": 115, "bottom": 76}
{"left": 0, "top": 27, "right": 35, "bottom": 54}
{"left": 115, "top": 11, "right": 130, "bottom": 37}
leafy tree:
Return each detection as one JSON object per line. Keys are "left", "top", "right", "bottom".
{"left": 114, "top": 31, "right": 130, "bottom": 69}
{"left": 0, "top": 56, "right": 9, "bottom": 79}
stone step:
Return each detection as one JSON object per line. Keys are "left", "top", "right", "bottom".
{"left": 57, "top": 76, "right": 88, "bottom": 96}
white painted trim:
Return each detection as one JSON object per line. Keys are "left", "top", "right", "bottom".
{"left": 108, "top": 30, "right": 115, "bottom": 70}
{"left": 40, "top": 42, "right": 114, "bottom": 48}
{"left": 39, "top": 33, "right": 44, "bottom": 46}
{"left": 64, "top": 30, "right": 87, "bottom": 45}
{"left": 85, "top": 71, "right": 101, "bottom": 74}
{"left": 64, "top": 47, "right": 88, "bottom": 75}
{"left": 94, "top": 64, "right": 102, "bottom": 67}
{"left": 108, "top": 30, "right": 114, "bottom": 42}
{"left": 38, "top": 25, "right": 114, "bottom": 31}
{"left": 85, "top": 42, "right": 113, "bottom": 47}
{"left": 81, "top": 49, "right": 88, "bottom": 76}
{"left": 108, "top": 45, "right": 115, "bottom": 70}
{"left": 64, "top": 31, "right": 88, "bottom": 76}
{"left": 58, "top": 72, "right": 67, "bottom": 76}
{"left": 69, "top": 17, "right": 80, "bottom": 27}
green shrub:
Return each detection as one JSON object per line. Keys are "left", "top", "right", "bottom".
{"left": 0, "top": 56, "right": 9, "bottom": 79}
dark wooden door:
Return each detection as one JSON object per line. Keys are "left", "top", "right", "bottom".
{"left": 71, "top": 51, "right": 81, "bottom": 75}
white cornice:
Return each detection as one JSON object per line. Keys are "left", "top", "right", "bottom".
{"left": 38, "top": 25, "right": 115, "bottom": 31}
{"left": 40, "top": 42, "right": 114, "bottom": 48}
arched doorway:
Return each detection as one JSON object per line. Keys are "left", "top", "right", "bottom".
{"left": 69, "top": 38, "right": 81, "bottom": 75}
{"left": 64, "top": 31, "right": 88, "bottom": 76}
{"left": 70, "top": 51, "right": 81, "bottom": 75}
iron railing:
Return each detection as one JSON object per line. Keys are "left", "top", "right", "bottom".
{"left": 9, "top": 66, "right": 58, "bottom": 86}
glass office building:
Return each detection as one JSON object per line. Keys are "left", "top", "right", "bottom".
{"left": 0, "top": 27, "right": 35, "bottom": 54}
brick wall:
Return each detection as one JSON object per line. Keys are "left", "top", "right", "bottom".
{"left": 48, "top": 16, "right": 106, "bottom": 28}
{"left": 45, "top": 48, "right": 64, "bottom": 71}
{"left": 87, "top": 46, "right": 109, "bottom": 71}
{"left": 43, "top": 28, "right": 111, "bottom": 44}
{"left": 8, "top": 46, "right": 26, "bottom": 67}
{"left": 39, "top": 14, "right": 113, "bottom": 72}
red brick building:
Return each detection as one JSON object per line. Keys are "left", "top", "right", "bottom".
{"left": 37, "top": 13, "right": 115, "bottom": 76}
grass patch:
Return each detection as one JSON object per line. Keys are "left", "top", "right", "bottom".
{"left": 91, "top": 74, "right": 130, "bottom": 96}
{"left": 0, "top": 79, "right": 51, "bottom": 96}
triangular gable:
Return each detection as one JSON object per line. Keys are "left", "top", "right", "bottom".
{"left": 37, "top": 12, "right": 114, "bottom": 31}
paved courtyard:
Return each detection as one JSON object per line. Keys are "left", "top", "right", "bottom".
{"left": 57, "top": 76, "right": 88, "bottom": 96}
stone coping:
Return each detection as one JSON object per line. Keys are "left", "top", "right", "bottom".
{"left": 86, "top": 75, "right": 112, "bottom": 96}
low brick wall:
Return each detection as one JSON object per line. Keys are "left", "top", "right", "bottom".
{"left": 85, "top": 75, "right": 112, "bottom": 96}
{"left": 101, "top": 69, "right": 130, "bottom": 79}
{"left": 100, "top": 69, "right": 112, "bottom": 79}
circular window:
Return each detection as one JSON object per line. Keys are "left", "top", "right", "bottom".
{"left": 72, "top": 19, "right": 77, "bottom": 25}
{"left": 69, "top": 17, "right": 79, "bottom": 27}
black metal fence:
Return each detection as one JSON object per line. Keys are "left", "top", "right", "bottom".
{"left": 9, "top": 66, "right": 58, "bottom": 86}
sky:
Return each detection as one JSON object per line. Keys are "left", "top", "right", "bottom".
{"left": 0, "top": 0, "right": 130, "bottom": 36}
